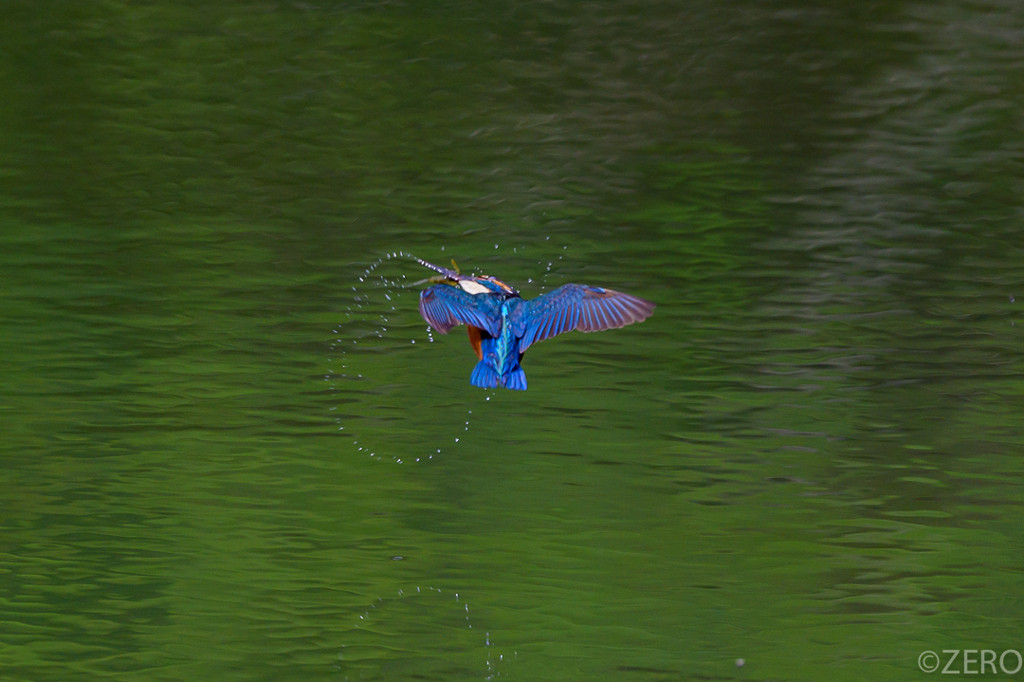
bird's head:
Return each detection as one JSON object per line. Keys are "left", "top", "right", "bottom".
{"left": 415, "top": 258, "right": 519, "bottom": 297}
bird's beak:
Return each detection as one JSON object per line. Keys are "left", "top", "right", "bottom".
{"left": 411, "top": 275, "right": 452, "bottom": 286}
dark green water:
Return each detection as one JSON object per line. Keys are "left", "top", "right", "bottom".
{"left": 2, "top": 1, "right": 1023, "bottom": 680}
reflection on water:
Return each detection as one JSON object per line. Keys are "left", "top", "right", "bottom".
{"left": 1, "top": 0, "right": 1023, "bottom": 680}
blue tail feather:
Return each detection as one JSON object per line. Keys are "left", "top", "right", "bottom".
{"left": 470, "top": 361, "right": 500, "bottom": 389}
{"left": 503, "top": 368, "right": 527, "bottom": 391}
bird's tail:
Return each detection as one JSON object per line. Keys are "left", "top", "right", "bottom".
{"left": 470, "top": 361, "right": 500, "bottom": 389}
{"left": 470, "top": 362, "right": 528, "bottom": 390}
{"left": 503, "top": 368, "right": 527, "bottom": 391}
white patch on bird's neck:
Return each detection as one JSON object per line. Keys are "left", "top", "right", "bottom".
{"left": 458, "top": 280, "right": 491, "bottom": 295}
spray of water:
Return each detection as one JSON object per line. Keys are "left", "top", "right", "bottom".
{"left": 340, "top": 583, "right": 516, "bottom": 679}
{"left": 327, "top": 245, "right": 568, "bottom": 465}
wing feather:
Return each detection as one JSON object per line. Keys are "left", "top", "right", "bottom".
{"left": 418, "top": 285, "right": 502, "bottom": 337}
{"left": 608, "top": 298, "right": 630, "bottom": 323}
{"left": 519, "top": 284, "right": 655, "bottom": 351}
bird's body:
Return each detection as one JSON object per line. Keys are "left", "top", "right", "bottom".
{"left": 415, "top": 258, "right": 655, "bottom": 390}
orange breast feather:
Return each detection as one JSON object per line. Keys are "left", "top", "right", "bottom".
{"left": 466, "top": 325, "right": 483, "bottom": 360}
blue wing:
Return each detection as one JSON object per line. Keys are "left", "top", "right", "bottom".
{"left": 419, "top": 285, "right": 502, "bottom": 337}
{"left": 518, "top": 284, "right": 655, "bottom": 351}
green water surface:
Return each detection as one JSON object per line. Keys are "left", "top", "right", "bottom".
{"left": 1, "top": 1, "right": 1023, "bottom": 680}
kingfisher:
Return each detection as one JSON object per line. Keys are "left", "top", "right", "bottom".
{"left": 415, "top": 258, "right": 655, "bottom": 390}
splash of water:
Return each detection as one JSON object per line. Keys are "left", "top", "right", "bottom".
{"left": 340, "top": 583, "right": 516, "bottom": 679}
{"left": 326, "top": 245, "right": 573, "bottom": 465}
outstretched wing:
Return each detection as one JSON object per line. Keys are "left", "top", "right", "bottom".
{"left": 419, "top": 285, "right": 502, "bottom": 337}
{"left": 518, "top": 284, "right": 655, "bottom": 351}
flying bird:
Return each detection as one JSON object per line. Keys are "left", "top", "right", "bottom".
{"left": 415, "top": 258, "right": 655, "bottom": 390}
